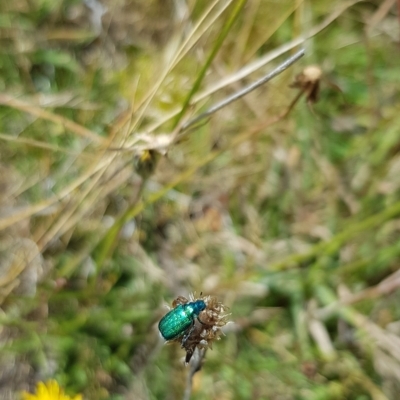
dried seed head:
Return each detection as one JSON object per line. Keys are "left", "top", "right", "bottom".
{"left": 169, "top": 294, "right": 229, "bottom": 363}
{"left": 172, "top": 296, "right": 189, "bottom": 308}
{"left": 290, "top": 64, "right": 322, "bottom": 104}
{"left": 133, "top": 149, "right": 160, "bottom": 179}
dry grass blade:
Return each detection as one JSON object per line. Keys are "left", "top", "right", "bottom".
{"left": 144, "top": 0, "right": 365, "bottom": 134}
{"left": 172, "top": 0, "right": 247, "bottom": 128}
{"left": 193, "top": 0, "right": 366, "bottom": 101}
{"left": 0, "top": 149, "right": 116, "bottom": 233}
{"left": 0, "top": 94, "right": 104, "bottom": 144}
{"left": 128, "top": 1, "right": 232, "bottom": 134}
{"left": 352, "top": 312, "right": 400, "bottom": 364}
{"left": 0, "top": 132, "right": 94, "bottom": 158}
{"left": 316, "top": 270, "right": 400, "bottom": 319}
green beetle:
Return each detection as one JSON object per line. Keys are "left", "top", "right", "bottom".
{"left": 158, "top": 300, "right": 206, "bottom": 341}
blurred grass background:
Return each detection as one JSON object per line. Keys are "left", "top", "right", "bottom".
{"left": 0, "top": 0, "right": 400, "bottom": 399}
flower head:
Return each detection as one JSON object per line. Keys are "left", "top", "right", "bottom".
{"left": 21, "top": 380, "right": 82, "bottom": 400}
{"left": 169, "top": 294, "right": 229, "bottom": 363}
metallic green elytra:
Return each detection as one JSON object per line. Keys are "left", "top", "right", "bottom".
{"left": 158, "top": 300, "right": 206, "bottom": 341}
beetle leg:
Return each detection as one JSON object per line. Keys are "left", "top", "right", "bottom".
{"left": 197, "top": 315, "right": 207, "bottom": 326}
{"left": 181, "top": 322, "right": 195, "bottom": 347}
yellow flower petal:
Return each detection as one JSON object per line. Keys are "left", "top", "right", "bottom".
{"left": 47, "top": 380, "right": 61, "bottom": 397}
{"left": 21, "top": 380, "right": 82, "bottom": 400}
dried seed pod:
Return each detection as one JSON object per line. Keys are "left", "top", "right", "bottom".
{"left": 133, "top": 149, "right": 160, "bottom": 179}
{"left": 158, "top": 294, "right": 229, "bottom": 364}
{"left": 181, "top": 294, "right": 229, "bottom": 363}
{"left": 172, "top": 296, "right": 189, "bottom": 308}
{"left": 290, "top": 65, "right": 322, "bottom": 104}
